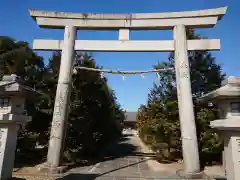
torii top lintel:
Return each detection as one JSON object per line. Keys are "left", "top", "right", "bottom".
{"left": 29, "top": 7, "right": 227, "bottom": 30}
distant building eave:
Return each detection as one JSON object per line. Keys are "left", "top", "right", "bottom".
{"left": 124, "top": 112, "right": 137, "bottom": 122}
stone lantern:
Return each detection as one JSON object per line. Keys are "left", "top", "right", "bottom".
{"left": 199, "top": 76, "right": 240, "bottom": 180}
{"left": 0, "top": 74, "right": 33, "bottom": 179}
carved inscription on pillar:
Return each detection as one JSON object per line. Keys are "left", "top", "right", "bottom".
{"left": 0, "top": 128, "right": 5, "bottom": 172}
{"left": 54, "top": 90, "right": 67, "bottom": 117}
{"left": 180, "top": 62, "right": 189, "bottom": 68}
{"left": 50, "top": 121, "right": 61, "bottom": 139}
{"left": 0, "top": 128, "right": 7, "bottom": 163}
{"left": 50, "top": 85, "right": 70, "bottom": 139}
{"left": 0, "top": 129, "right": 3, "bottom": 151}
{"left": 179, "top": 61, "right": 190, "bottom": 79}
{"left": 0, "top": 129, "right": 6, "bottom": 151}
{"left": 236, "top": 138, "right": 240, "bottom": 164}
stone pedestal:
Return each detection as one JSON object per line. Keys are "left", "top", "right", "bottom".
{"left": 0, "top": 114, "right": 31, "bottom": 180}
{"left": 211, "top": 119, "right": 240, "bottom": 180}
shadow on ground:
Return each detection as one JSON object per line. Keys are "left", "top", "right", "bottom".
{"left": 66, "top": 133, "right": 156, "bottom": 170}
{"left": 14, "top": 133, "right": 156, "bottom": 174}
{"left": 14, "top": 134, "right": 137, "bottom": 169}
{"left": 14, "top": 148, "right": 47, "bottom": 169}
{"left": 57, "top": 159, "right": 150, "bottom": 180}
{"left": 56, "top": 134, "right": 153, "bottom": 179}
{"left": 56, "top": 173, "right": 98, "bottom": 180}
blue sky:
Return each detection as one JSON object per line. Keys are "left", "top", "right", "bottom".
{"left": 0, "top": 0, "right": 239, "bottom": 111}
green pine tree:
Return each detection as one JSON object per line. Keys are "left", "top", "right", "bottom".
{"left": 0, "top": 36, "right": 125, "bottom": 164}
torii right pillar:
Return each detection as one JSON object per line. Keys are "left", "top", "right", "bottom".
{"left": 174, "top": 24, "right": 201, "bottom": 178}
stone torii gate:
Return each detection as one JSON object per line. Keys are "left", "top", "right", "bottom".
{"left": 29, "top": 7, "right": 227, "bottom": 176}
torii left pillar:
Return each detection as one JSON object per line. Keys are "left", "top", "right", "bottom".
{"left": 42, "top": 26, "right": 76, "bottom": 172}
